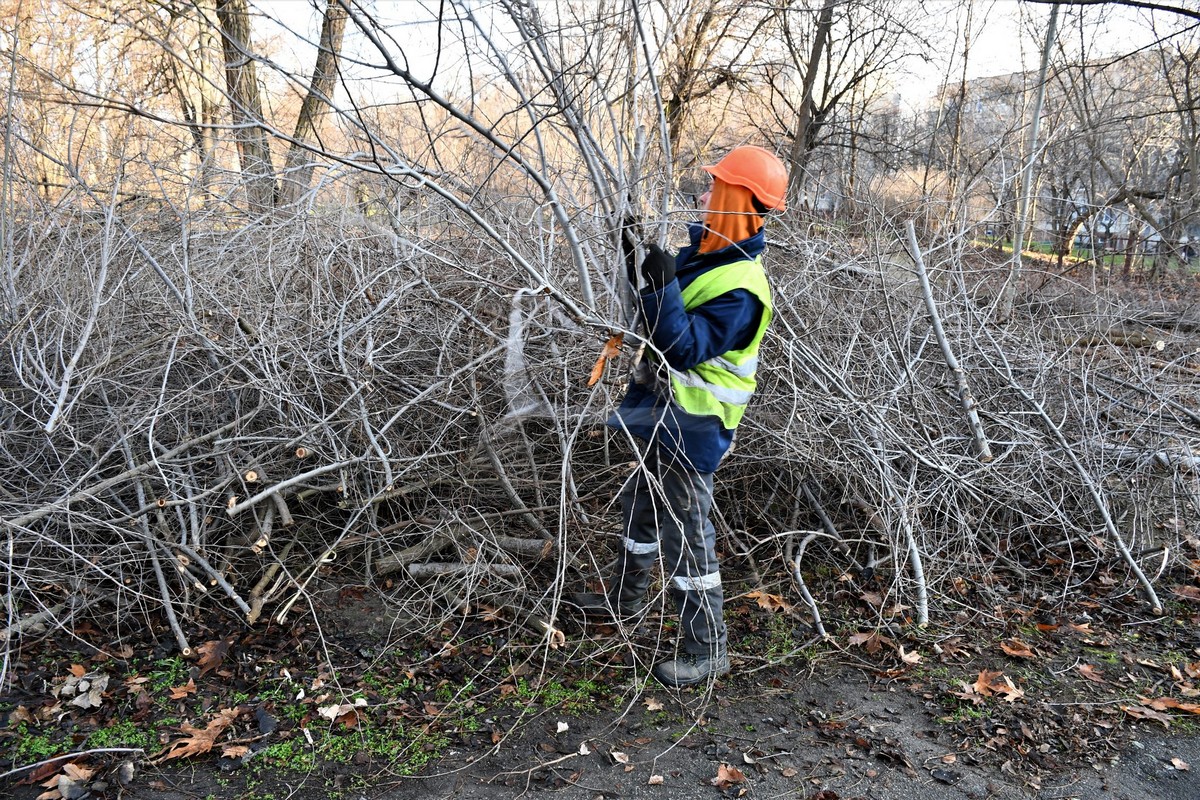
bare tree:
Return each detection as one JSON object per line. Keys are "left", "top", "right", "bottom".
{"left": 216, "top": 0, "right": 276, "bottom": 210}
{"left": 278, "top": 0, "right": 347, "bottom": 206}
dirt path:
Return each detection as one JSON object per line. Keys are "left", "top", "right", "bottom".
{"left": 404, "top": 662, "right": 1200, "bottom": 800}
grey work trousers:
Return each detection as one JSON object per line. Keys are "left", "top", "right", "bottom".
{"left": 611, "top": 449, "right": 726, "bottom": 657}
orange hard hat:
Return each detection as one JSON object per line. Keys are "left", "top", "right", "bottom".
{"left": 702, "top": 145, "right": 789, "bottom": 211}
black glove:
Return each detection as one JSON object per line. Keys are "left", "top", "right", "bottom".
{"left": 640, "top": 243, "right": 676, "bottom": 291}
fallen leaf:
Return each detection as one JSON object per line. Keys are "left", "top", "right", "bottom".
{"left": 1078, "top": 664, "right": 1107, "bottom": 684}
{"left": 1121, "top": 705, "right": 1173, "bottom": 728}
{"left": 1171, "top": 585, "right": 1200, "bottom": 603}
{"left": 61, "top": 764, "right": 94, "bottom": 783}
{"left": 973, "top": 669, "right": 1003, "bottom": 696}
{"left": 847, "top": 631, "right": 891, "bottom": 655}
{"left": 711, "top": 763, "right": 747, "bottom": 789}
{"left": 899, "top": 646, "right": 921, "bottom": 665}
{"left": 746, "top": 590, "right": 792, "bottom": 613}
{"left": 156, "top": 708, "right": 240, "bottom": 761}
{"left": 780, "top": 767, "right": 798, "bottom": 777}
{"left": 648, "top": 775, "right": 664, "bottom": 785}
{"left": 611, "top": 751, "right": 629, "bottom": 765}
{"left": 1141, "top": 696, "right": 1200, "bottom": 715}
{"left": 556, "top": 721, "right": 569, "bottom": 734}
{"left": 221, "top": 745, "right": 250, "bottom": 759}
{"left": 949, "top": 682, "right": 986, "bottom": 706}
{"left": 1171, "top": 757, "right": 1190, "bottom": 771}
{"left": 1000, "top": 640, "right": 1035, "bottom": 659}
{"left": 973, "top": 670, "right": 1024, "bottom": 702}
{"left": 860, "top": 591, "right": 883, "bottom": 608}
{"left": 931, "top": 768, "right": 962, "bottom": 785}
{"left": 195, "top": 640, "right": 230, "bottom": 677}
{"left": 644, "top": 697, "right": 664, "bottom": 712}
{"left": 68, "top": 664, "right": 86, "bottom": 678}
{"left": 169, "top": 679, "right": 197, "bottom": 699}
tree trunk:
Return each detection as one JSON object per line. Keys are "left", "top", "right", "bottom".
{"left": 785, "top": 0, "right": 836, "bottom": 206}
{"left": 997, "top": 3, "right": 1058, "bottom": 320}
{"left": 279, "top": 0, "right": 347, "bottom": 206}
{"left": 216, "top": 0, "right": 277, "bottom": 212}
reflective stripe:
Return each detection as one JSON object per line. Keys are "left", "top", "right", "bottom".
{"left": 672, "top": 571, "right": 722, "bottom": 592}
{"left": 623, "top": 538, "right": 659, "bottom": 555}
{"left": 669, "top": 368, "right": 754, "bottom": 405}
{"left": 705, "top": 355, "right": 758, "bottom": 378}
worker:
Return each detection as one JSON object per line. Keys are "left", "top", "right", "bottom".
{"left": 573, "top": 145, "right": 787, "bottom": 687}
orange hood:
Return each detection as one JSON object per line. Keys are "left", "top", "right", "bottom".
{"left": 699, "top": 180, "right": 763, "bottom": 254}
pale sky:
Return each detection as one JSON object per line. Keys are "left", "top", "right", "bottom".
{"left": 253, "top": 1, "right": 1175, "bottom": 111}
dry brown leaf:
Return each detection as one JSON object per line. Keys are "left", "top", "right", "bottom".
{"left": 1185, "top": 662, "right": 1200, "bottom": 679}
{"left": 644, "top": 697, "right": 664, "bottom": 712}
{"left": 1171, "top": 585, "right": 1200, "bottom": 602}
{"left": 1171, "top": 757, "right": 1190, "bottom": 771}
{"left": 1122, "top": 705, "right": 1173, "bottom": 727}
{"left": 780, "top": 767, "right": 798, "bottom": 777}
{"left": 169, "top": 679, "right": 197, "bottom": 699}
{"left": 156, "top": 708, "right": 239, "bottom": 762}
{"left": 61, "top": 764, "right": 94, "bottom": 783}
{"left": 746, "top": 590, "right": 792, "bottom": 613}
{"left": 221, "top": 745, "right": 251, "bottom": 759}
{"left": 972, "top": 670, "right": 1024, "bottom": 702}
{"left": 1078, "top": 664, "right": 1107, "bottom": 684}
{"left": 611, "top": 751, "right": 630, "bottom": 765}
{"left": 195, "top": 640, "right": 230, "bottom": 677}
{"left": 1142, "top": 696, "right": 1200, "bottom": 714}
{"left": 973, "top": 669, "right": 1004, "bottom": 696}
{"left": 711, "top": 763, "right": 747, "bottom": 789}
{"left": 950, "top": 681, "right": 986, "bottom": 706}
{"left": 1000, "top": 640, "right": 1035, "bottom": 659}
{"left": 68, "top": 664, "right": 86, "bottom": 678}
{"left": 847, "top": 631, "right": 891, "bottom": 655}
{"left": 648, "top": 775, "right": 664, "bottom": 785}
{"left": 586, "top": 334, "right": 623, "bottom": 387}
{"left": 899, "top": 646, "right": 922, "bottom": 665}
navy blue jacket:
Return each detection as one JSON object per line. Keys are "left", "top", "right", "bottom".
{"left": 609, "top": 223, "right": 766, "bottom": 473}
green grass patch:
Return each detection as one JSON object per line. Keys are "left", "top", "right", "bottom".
{"left": 85, "top": 719, "right": 158, "bottom": 751}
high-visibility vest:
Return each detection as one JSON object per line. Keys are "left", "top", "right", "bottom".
{"left": 652, "top": 257, "right": 773, "bottom": 429}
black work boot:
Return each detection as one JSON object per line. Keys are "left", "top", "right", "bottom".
{"left": 566, "top": 591, "right": 645, "bottom": 619}
{"left": 651, "top": 651, "right": 731, "bottom": 687}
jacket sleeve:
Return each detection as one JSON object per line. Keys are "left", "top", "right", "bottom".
{"left": 638, "top": 281, "right": 763, "bottom": 371}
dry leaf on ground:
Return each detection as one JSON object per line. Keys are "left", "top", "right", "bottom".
{"left": 711, "top": 763, "right": 747, "bottom": 789}
{"left": 1121, "top": 705, "right": 1173, "bottom": 727}
{"left": 746, "top": 590, "right": 792, "bottom": 613}
{"left": 1000, "top": 640, "right": 1035, "bottom": 658}
{"left": 1141, "top": 696, "right": 1200, "bottom": 714}
{"left": 195, "top": 639, "right": 231, "bottom": 676}
{"left": 156, "top": 708, "right": 240, "bottom": 762}
{"left": 973, "top": 669, "right": 1024, "bottom": 702}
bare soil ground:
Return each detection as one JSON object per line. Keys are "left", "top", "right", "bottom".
{"left": 4, "top": 569, "right": 1200, "bottom": 800}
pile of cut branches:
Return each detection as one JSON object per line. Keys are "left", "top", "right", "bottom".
{"left": 1, "top": 200, "right": 1197, "bottom": 660}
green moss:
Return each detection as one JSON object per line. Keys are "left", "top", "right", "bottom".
{"left": 258, "top": 739, "right": 317, "bottom": 773}
{"left": 13, "top": 724, "right": 61, "bottom": 763}
{"left": 85, "top": 720, "right": 157, "bottom": 751}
